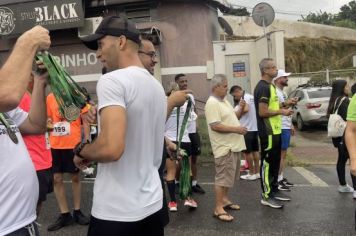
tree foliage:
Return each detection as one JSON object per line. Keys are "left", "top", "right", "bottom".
{"left": 301, "top": 0, "right": 356, "bottom": 29}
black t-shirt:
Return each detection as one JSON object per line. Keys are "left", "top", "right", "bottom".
{"left": 254, "top": 80, "right": 271, "bottom": 138}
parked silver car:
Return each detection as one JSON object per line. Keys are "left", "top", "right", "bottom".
{"left": 288, "top": 85, "right": 332, "bottom": 130}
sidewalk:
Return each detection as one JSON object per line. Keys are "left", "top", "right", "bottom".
{"left": 289, "top": 128, "right": 338, "bottom": 165}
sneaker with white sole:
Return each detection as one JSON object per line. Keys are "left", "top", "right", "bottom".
{"left": 255, "top": 173, "right": 261, "bottom": 179}
{"left": 278, "top": 181, "right": 291, "bottom": 191}
{"left": 184, "top": 199, "right": 198, "bottom": 208}
{"left": 240, "top": 174, "right": 257, "bottom": 180}
{"left": 353, "top": 191, "right": 356, "bottom": 199}
{"left": 168, "top": 201, "right": 177, "bottom": 212}
{"left": 261, "top": 196, "right": 283, "bottom": 209}
{"left": 273, "top": 191, "right": 291, "bottom": 201}
{"left": 338, "top": 184, "right": 354, "bottom": 193}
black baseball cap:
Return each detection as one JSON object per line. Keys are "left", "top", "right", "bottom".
{"left": 80, "top": 16, "right": 141, "bottom": 50}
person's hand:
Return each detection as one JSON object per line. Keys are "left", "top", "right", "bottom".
{"left": 239, "top": 99, "right": 246, "bottom": 108}
{"left": 168, "top": 89, "right": 192, "bottom": 107}
{"left": 281, "top": 108, "right": 293, "bottom": 116}
{"left": 81, "top": 104, "right": 97, "bottom": 124}
{"left": 291, "top": 125, "right": 295, "bottom": 136}
{"left": 19, "top": 26, "right": 51, "bottom": 51}
{"left": 33, "top": 61, "right": 49, "bottom": 85}
{"left": 47, "top": 118, "right": 54, "bottom": 131}
{"left": 73, "top": 155, "right": 91, "bottom": 170}
{"left": 236, "top": 126, "right": 248, "bottom": 135}
{"left": 286, "top": 97, "right": 299, "bottom": 107}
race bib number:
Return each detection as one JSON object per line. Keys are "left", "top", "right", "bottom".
{"left": 52, "top": 122, "right": 70, "bottom": 136}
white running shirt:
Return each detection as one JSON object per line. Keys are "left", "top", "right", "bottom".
{"left": 93, "top": 66, "right": 166, "bottom": 222}
{"left": 0, "top": 108, "right": 38, "bottom": 235}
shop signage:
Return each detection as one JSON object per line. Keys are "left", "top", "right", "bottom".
{"left": 0, "top": 0, "right": 84, "bottom": 37}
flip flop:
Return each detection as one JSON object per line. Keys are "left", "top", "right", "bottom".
{"left": 213, "top": 213, "right": 234, "bottom": 222}
{"left": 223, "top": 203, "right": 240, "bottom": 210}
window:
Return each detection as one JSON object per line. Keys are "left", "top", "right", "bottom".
{"left": 307, "top": 89, "right": 331, "bottom": 99}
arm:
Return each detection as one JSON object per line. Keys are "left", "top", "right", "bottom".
{"left": 345, "top": 121, "right": 356, "bottom": 175}
{"left": 210, "top": 122, "right": 247, "bottom": 135}
{"left": 258, "top": 102, "right": 292, "bottom": 118}
{"left": 77, "top": 106, "right": 126, "bottom": 162}
{"left": 19, "top": 73, "right": 47, "bottom": 134}
{"left": 235, "top": 101, "right": 249, "bottom": 119}
{"left": 167, "top": 90, "right": 190, "bottom": 119}
{"left": 0, "top": 26, "right": 50, "bottom": 112}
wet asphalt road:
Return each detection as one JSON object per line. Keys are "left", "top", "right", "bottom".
{"left": 37, "top": 164, "right": 356, "bottom": 236}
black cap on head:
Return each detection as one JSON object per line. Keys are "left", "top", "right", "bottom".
{"left": 80, "top": 16, "right": 141, "bottom": 50}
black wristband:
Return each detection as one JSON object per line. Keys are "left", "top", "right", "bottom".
{"left": 73, "top": 141, "right": 89, "bottom": 159}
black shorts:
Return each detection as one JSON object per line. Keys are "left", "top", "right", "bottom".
{"left": 242, "top": 131, "right": 259, "bottom": 153}
{"left": 166, "top": 142, "right": 192, "bottom": 159}
{"left": 37, "top": 168, "right": 54, "bottom": 202}
{"left": 87, "top": 210, "right": 164, "bottom": 236}
{"left": 51, "top": 149, "right": 79, "bottom": 173}
{"left": 189, "top": 132, "right": 201, "bottom": 156}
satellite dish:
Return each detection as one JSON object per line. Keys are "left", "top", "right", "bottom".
{"left": 252, "top": 2, "right": 275, "bottom": 27}
{"left": 218, "top": 17, "right": 233, "bottom": 36}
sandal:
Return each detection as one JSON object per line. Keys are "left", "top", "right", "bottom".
{"left": 223, "top": 203, "right": 240, "bottom": 210}
{"left": 213, "top": 212, "right": 234, "bottom": 222}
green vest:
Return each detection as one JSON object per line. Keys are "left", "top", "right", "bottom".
{"left": 268, "top": 85, "right": 282, "bottom": 135}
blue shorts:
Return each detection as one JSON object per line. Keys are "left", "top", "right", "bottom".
{"left": 281, "top": 129, "right": 291, "bottom": 150}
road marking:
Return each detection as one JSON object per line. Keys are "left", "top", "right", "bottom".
{"left": 293, "top": 167, "right": 329, "bottom": 187}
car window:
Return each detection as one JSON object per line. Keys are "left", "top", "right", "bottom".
{"left": 307, "top": 89, "right": 331, "bottom": 99}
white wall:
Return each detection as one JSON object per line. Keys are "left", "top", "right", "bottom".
{"left": 213, "top": 31, "right": 285, "bottom": 91}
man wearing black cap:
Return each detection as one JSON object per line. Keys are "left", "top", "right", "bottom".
{"left": 74, "top": 16, "right": 166, "bottom": 235}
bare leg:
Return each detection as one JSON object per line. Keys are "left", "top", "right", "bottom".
{"left": 53, "top": 173, "right": 69, "bottom": 213}
{"left": 253, "top": 151, "right": 260, "bottom": 175}
{"left": 71, "top": 172, "right": 81, "bottom": 210}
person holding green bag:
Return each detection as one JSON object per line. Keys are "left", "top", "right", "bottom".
{"left": 165, "top": 83, "right": 198, "bottom": 212}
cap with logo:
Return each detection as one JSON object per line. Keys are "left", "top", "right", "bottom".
{"left": 80, "top": 16, "right": 140, "bottom": 50}
{"left": 273, "top": 69, "right": 291, "bottom": 82}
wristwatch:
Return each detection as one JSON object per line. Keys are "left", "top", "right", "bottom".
{"left": 73, "top": 141, "right": 89, "bottom": 159}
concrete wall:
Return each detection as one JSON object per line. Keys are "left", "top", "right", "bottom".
{"left": 224, "top": 16, "right": 356, "bottom": 40}
{"left": 213, "top": 30, "right": 285, "bottom": 93}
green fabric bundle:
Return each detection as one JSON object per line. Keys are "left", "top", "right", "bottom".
{"left": 36, "top": 52, "right": 87, "bottom": 121}
{"left": 177, "top": 97, "right": 193, "bottom": 200}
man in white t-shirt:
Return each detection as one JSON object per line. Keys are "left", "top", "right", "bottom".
{"left": 175, "top": 73, "right": 206, "bottom": 194}
{"left": 229, "top": 85, "right": 260, "bottom": 181}
{"left": 77, "top": 16, "right": 166, "bottom": 235}
{"left": 0, "top": 26, "right": 50, "bottom": 236}
{"left": 273, "top": 69, "right": 296, "bottom": 192}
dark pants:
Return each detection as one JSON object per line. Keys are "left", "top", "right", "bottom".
{"left": 6, "top": 222, "right": 39, "bottom": 236}
{"left": 260, "top": 134, "right": 281, "bottom": 199}
{"left": 87, "top": 210, "right": 164, "bottom": 236}
{"left": 336, "top": 141, "right": 356, "bottom": 188}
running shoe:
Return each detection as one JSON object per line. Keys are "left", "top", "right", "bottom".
{"left": 282, "top": 178, "right": 294, "bottom": 187}
{"left": 168, "top": 201, "right": 178, "bottom": 212}
{"left": 278, "top": 181, "right": 291, "bottom": 191}
{"left": 261, "top": 196, "right": 283, "bottom": 209}
{"left": 47, "top": 214, "right": 74, "bottom": 231}
{"left": 255, "top": 173, "right": 261, "bottom": 179}
{"left": 240, "top": 174, "right": 257, "bottom": 181}
{"left": 184, "top": 199, "right": 198, "bottom": 208}
{"left": 338, "top": 184, "right": 354, "bottom": 193}
{"left": 192, "top": 184, "right": 206, "bottom": 194}
{"left": 273, "top": 191, "right": 291, "bottom": 201}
